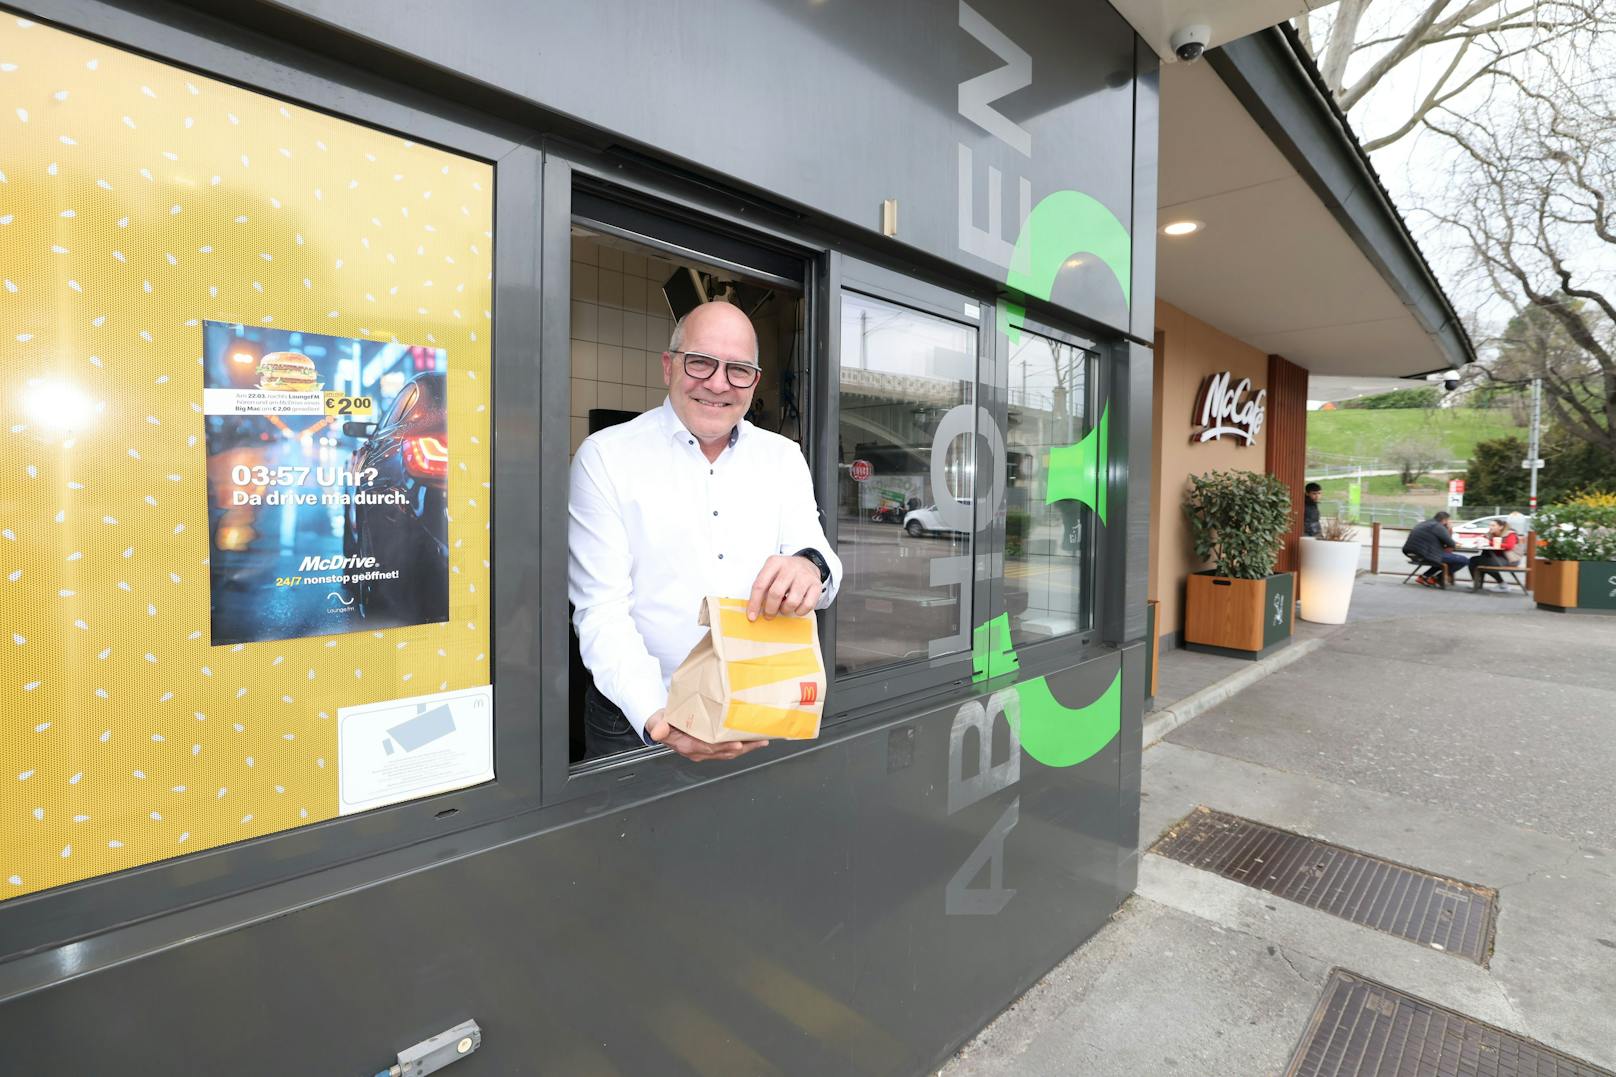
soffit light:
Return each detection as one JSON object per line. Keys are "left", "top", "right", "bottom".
{"left": 1162, "top": 220, "right": 1204, "bottom": 237}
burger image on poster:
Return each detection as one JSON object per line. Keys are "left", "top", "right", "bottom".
{"left": 256, "top": 351, "right": 322, "bottom": 392}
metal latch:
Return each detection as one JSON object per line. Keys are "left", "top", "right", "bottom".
{"left": 379, "top": 1019, "right": 481, "bottom": 1077}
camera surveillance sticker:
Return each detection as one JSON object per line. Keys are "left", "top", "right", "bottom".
{"left": 338, "top": 686, "right": 494, "bottom": 814}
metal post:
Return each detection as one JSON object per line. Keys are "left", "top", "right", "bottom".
{"left": 1526, "top": 529, "right": 1537, "bottom": 592}
{"left": 1370, "top": 521, "right": 1381, "bottom": 575}
{"left": 1527, "top": 377, "right": 1542, "bottom": 512}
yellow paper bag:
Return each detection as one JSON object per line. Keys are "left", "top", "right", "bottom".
{"left": 665, "top": 596, "right": 826, "bottom": 743}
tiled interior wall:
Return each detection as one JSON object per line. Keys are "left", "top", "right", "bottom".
{"left": 569, "top": 231, "right": 803, "bottom": 456}
{"left": 569, "top": 233, "right": 677, "bottom": 454}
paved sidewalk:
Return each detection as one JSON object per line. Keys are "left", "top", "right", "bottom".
{"left": 943, "top": 577, "right": 1616, "bottom": 1075}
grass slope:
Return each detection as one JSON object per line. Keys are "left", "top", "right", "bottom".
{"left": 1308, "top": 407, "right": 1522, "bottom": 462}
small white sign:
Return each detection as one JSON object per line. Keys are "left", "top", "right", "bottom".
{"left": 337, "top": 685, "right": 494, "bottom": 815}
{"left": 1447, "top": 492, "right": 1464, "bottom": 509}
{"left": 1521, "top": 458, "right": 1545, "bottom": 469}
{"left": 203, "top": 387, "right": 325, "bottom": 416}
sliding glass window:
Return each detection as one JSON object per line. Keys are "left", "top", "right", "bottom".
{"left": 833, "top": 291, "right": 978, "bottom": 676}
{"left": 1004, "top": 327, "right": 1097, "bottom": 646}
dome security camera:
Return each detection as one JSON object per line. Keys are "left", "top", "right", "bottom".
{"left": 1170, "top": 25, "right": 1211, "bottom": 62}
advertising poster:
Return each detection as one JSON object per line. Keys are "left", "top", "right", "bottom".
{"left": 203, "top": 322, "right": 450, "bottom": 644}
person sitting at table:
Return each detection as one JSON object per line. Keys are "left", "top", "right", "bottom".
{"left": 1403, "top": 511, "right": 1469, "bottom": 588}
{"left": 1468, "top": 518, "right": 1521, "bottom": 592}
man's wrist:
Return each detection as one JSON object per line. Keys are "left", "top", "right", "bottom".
{"left": 793, "top": 547, "right": 831, "bottom": 584}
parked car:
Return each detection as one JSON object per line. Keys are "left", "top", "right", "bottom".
{"left": 1452, "top": 512, "right": 1530, "bottom": 547}
{"left": 904, "top": 498, "right": 973, "bottom": 537}
{"left": 341, "top": 371, "right": 449, "bottom": 624}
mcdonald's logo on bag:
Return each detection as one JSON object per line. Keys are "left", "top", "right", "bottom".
{"left": 799, "top": 682, "right": 818, "bottom": 706}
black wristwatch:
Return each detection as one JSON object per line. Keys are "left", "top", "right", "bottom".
{"left": 793, "top": 547, "right": 831, "bottom": 585}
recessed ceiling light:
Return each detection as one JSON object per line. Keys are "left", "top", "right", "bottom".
{"left": 1162, "top": 220, "right": 1203, "bottom": 236}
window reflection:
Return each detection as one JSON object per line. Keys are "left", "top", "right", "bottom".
{"left": 1006, "top": 329, "right": 1094, "bottom": 645}
{"left": 835, "top": 292, "right": 977, "bottom": 675}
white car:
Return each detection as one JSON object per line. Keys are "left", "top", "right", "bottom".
{"left": 904, "top": 499, "right": 972, "bottom": 537}
{"left": 1452, "top": 512, "right": 1530, "bottom": 547}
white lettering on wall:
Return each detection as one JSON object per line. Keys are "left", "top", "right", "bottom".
{"left": 956, "top": 0, "right": 1032, "bottom": 273}
{"left": 1193, "top": 371, "right": 1267, "bottom": 445}
{"left": 947, "top": 1, "right": 1031, "bottom": 917}
{"left": 957, "top": 1, "right": 1032, "bottom": 155}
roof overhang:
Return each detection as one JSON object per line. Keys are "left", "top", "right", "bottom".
{"left": 1106, "top": 0, "right": 1331, "bottom": 63}
{"left": 1154, "top": 26, "right": 1475, "bottom": 378}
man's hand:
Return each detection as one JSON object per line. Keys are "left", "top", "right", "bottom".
{"left": 747, "top": 554, "right": 823, "bottom": 620}
{"left": 645, "top": 710, "right": 769, "bottom": 763}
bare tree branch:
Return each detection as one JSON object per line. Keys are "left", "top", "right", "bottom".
{"left": 1319, "top": 0, "right": 1371, "bottom": 95}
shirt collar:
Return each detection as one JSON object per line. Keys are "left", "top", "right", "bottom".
{"left": 659, "top": 397, "right": 744, "bottom": 451}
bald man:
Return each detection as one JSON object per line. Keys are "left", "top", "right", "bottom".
{"left": 568, "top": 301, "right": 842, "bottom": 762}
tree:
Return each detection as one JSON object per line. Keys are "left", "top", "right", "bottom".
{"left": 1465, "top": 431, "right": 1615, "bottom": 505}
{"left": 1294, "top": 2, "right": 1614, "bottom": 152}
{"left": 1294, "top": 2, "right": 1616, "bottom": 472}
{"left": 1386, "top": 433, "right": 1446, "bottom": 486}
{"left": 1424, "top": 70, "right": 1616, "bottom": 467}
{"left": 1463, "top": 435, "right": 1529, "bottom": 502}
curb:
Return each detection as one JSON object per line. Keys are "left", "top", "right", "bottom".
{"left": 1142, "top": 637, "right": 1328, "bottom": 750}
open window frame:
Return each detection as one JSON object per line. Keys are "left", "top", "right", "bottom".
{"left": 538, "top": 145, "right": 827, "bottom": 804}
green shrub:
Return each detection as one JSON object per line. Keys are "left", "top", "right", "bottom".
{"left": 1184, "top": 470, "right": 1293, "bottom": 579}
{"left": 1005, "top": 510, "right": 1030, "bottom": 557}
{"left": 1535, "top": 504, "right": 1616, "bottom": 561}
{"left": 1463, "top": 435, "right": 1529, "bottom": 503}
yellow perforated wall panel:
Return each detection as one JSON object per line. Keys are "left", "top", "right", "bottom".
{"left": 1, "top": 14, "right": 494, "bottom": 901}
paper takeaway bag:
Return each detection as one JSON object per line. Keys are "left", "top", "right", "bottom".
{"left": 665, "top": 596, "right": 826, "bottom": 743}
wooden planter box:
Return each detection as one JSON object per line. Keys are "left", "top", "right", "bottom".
{"left": 1536, "top": 559, "right": 1616, "bottom": 614}
{"left": 1184, "top": 571, "right": 1294, "bottom": 660}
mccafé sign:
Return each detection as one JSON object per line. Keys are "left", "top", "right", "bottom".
{"left": 1192, "top": 371, "right": 1266, "bottom": 445}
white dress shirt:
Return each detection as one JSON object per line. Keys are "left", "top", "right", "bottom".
{"left": 568, "top": 398, "right": 841, "bottom": 737}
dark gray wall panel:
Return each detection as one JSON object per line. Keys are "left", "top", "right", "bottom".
{"left": 4, "top": 653, "right": 1129, "bottom": 1077}
{"left": 1129, "top": 41, "right": 1160, "bottom": 342}
{"left": 264, "top": 0, "right": 1142, "bottom": 335}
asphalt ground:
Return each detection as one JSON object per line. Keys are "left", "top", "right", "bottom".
{"left": 943, "top": 576, "right": 1616, "bottom": 1075}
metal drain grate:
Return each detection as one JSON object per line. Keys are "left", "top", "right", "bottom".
{"left": 1151, "top": 807, "right": 1496, "bottom": 963}
{"left": 1286, "top": 969, "right": 1615, "bottom": 1077}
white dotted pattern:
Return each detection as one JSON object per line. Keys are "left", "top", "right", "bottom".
{"left": 1, "top": 16, "right": 492, "bottom": 901}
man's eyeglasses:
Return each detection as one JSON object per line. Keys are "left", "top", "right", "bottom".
{"left": 674, "top": 351, "right": 761, "bottom": 389}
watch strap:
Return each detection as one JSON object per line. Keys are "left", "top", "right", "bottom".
{"left": 793, "top": 547, "right": 831, "bottom": 584}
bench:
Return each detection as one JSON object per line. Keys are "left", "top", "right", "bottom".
{"left": 1470, "top": 562, "right": 1528, "bottom": 593}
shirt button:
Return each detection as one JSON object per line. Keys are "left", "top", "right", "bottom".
{"left": 688, "top": 439, "right": 694, "bottom": 445}
{"left": 712, "top": 510, "right": 718, "bottom": 516}
{"left": 718, "top": 553, "right": 724, "bottom": 560}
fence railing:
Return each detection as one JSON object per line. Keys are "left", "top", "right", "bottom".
{"left": 1319, "top": 500, "right": 1535, "bottom": 526}
{"left": 1318, "top": 500, "right": 1425, "bottom": 527}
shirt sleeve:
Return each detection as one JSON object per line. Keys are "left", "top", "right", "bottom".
{"left": 775, "top": 444, "right": 842, "bottom": 608}
{"left": 568, "top": 438, "right": 667, "bottom": 738}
